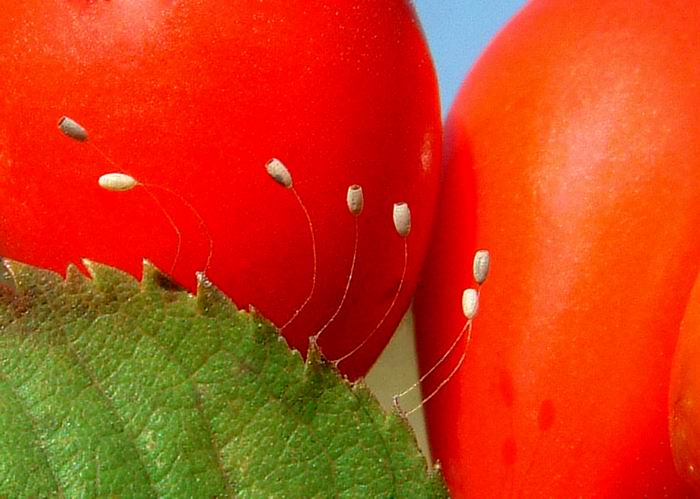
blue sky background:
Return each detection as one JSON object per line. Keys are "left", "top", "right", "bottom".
{"left": 412, "top": 0, "right": 527, "bottom": 117}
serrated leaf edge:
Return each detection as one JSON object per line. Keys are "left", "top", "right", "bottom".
{"left": 2, "top": 258, "right": 447, "bottom": 495}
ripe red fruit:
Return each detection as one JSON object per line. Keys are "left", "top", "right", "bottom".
{"left": 0, "top": 1, "right": 441, "bottom": 378}
{"left": 414, "top": 0, "right": 700, "bottom": 495}
{"left": 670, "top": 271, "right": 700, "bottom": 493}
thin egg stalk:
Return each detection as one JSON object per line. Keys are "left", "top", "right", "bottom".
{"left": 398, "top": 248, "right": 491, "bottom": 415}
{"left": 96, "top": 169, "right": 215, "bottom": 275}
{"left": 313, "top": 184, "right": 365, "bottom": 347}
{"left": 59, "top": 116, "right": 195, "bottom": 279}
{"left": 334, "top": 201, "right": 412, "bottom": 366}
{"left": 396, "top": 284, "right": 483, "bottom": 414}
{"left": 265, "top": 158, "right": 317, "bottom": 330}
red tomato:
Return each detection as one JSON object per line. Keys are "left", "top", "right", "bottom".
{"left": 414, "top": 0, "right": 700, "bottom": 496}
{"left": 670, "top": 270, "right": 700, "bottom": 493}
{"left": 0, "top": 1, "right": 441, "bottom": 378}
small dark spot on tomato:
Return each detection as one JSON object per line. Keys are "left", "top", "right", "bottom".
{"left": 538, "top": 399, "right": 555, "bottom": 431}
{"left": 499, "top": 369, "right": 515, "bottom": 407}
{"left": 502, "top": 436, "right": 517, "bottom": 466}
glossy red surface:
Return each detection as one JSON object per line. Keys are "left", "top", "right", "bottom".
{"left": 415, "top": 0, "right": 700, "bottom": 495}
{"left": 0, "top": 0, "right": 441, "bottom": 378}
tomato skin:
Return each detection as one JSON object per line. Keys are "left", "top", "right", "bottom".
{"left": 0, "top": 1, "right": 440, "bottom": 378}
{"left": 670, "top": 271, "right": 700, "bottom": 493}
{"left": 414, "top": 0, "right": 700, "bottom": 496}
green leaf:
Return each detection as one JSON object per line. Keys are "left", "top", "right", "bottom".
{"left": 0, "top": 260, "right": 447, "bottom": 498}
